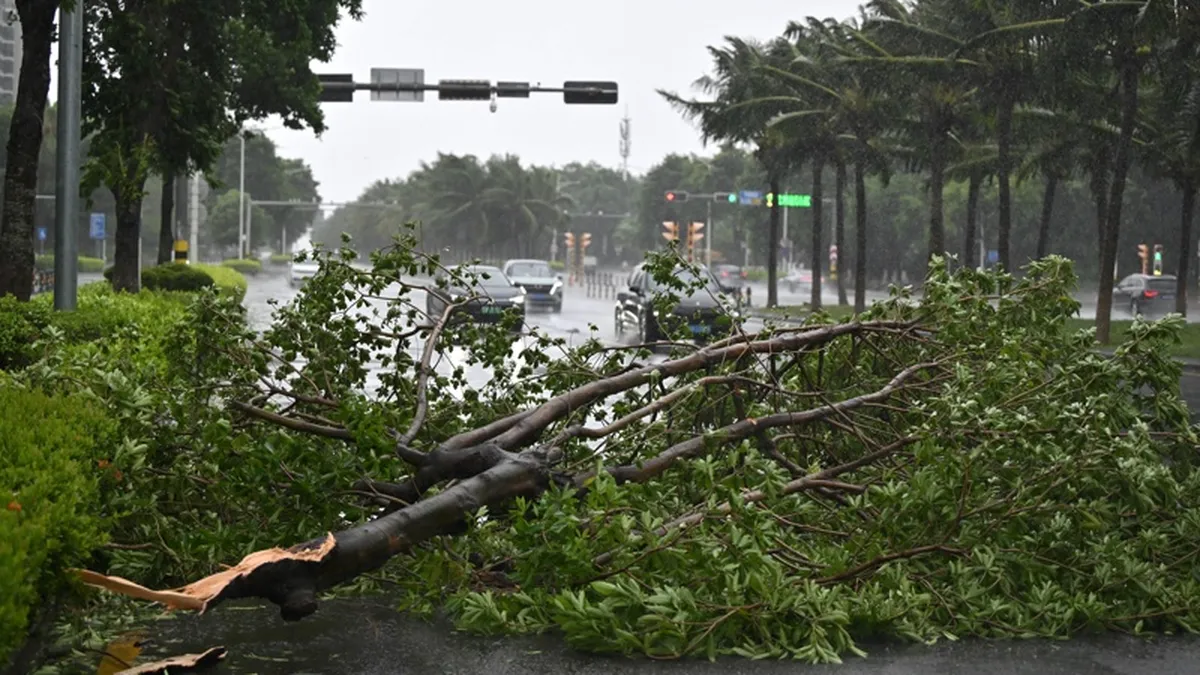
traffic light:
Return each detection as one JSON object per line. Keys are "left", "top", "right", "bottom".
{"left": 712, "top": 192, "right": 737, "bottom": 204}
{"left": 437, "top": 79, "right": 492, "bottom": 101}
{"left": 1153, "top": 244, "right": 1164, "bottom": 275}
{"left": 580, "top": 232, "right": 592, "bottom": 250}
{"left": 317, "top": 74, "right": 355, "bottom": 102}
{"left": 563, "top": 81, "right": 619, "bottom": 105}
{"left": 662, "top": 221, "right": 679, "bottom": 241}
{"left": 565, "top": 232, "right": 576, "bottom": 249}
{"left": 665, "top": 191, "right": 689, "bottom": 203}
{"left": 1137, "top": 244, "right": 1149, "bottom": 275}
{"left": 687, "top": 222, "right": 705, "bottom": 260}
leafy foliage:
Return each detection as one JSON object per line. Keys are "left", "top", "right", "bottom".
{"left": 0, "top": 388, "right": 115, "bottom": 667}
{"left": 13, "top": 231, "right": 1195, "bottom": 665}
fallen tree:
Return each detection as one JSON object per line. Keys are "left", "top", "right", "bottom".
{"left": 52, "top": 246, "right": 1200, "bottom": 661}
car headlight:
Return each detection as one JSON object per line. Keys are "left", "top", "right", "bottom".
{"left": 512, "top": 294, "right": 526, "bottom": 304}
{"left": 551, "top": 281, "right": 562, "bottom": 293}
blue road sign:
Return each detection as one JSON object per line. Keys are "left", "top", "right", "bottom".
{"left": 89, "top": 213, "right": 106, "bottom": 240}
{"left": 986, "top": 249, "right": 999, "bottom": 264}
{"left": 37, "top": 227, "right": 47, "bottom": 241}
{"left": 739, "top": 190, "right": 763, "bottom": 206}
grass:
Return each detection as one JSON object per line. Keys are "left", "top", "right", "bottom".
{"left": 754, "top": 305, "right": 1200, "bottom": 360}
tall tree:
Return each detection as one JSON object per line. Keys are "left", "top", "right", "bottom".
{"left": 661, "top": 37, "right": 800, "bottom": 307}
{"left": 83, "top": 0, "right": 361, "bottom": 292}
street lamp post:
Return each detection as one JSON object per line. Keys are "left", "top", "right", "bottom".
{"left": 53, "top": 1, "right": 83, "bottom": 310}
{"left": 238, "top": 133, "right": 246, "bottom": 258}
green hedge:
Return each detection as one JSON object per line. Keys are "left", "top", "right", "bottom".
{"left": 194, "top": 264, "right": 248, "bottom": 301}
{"left": 268, "top": 253, "right": 293, "bottom": 266}
{"left": 0, "top": 388, "right": 112, "bottom": 666}
{"left": 0, "top": 285, "right": 195, "bottom": 370}
{"left": 221, "top": 258, "right": 263, "bottom": 276}
{"left": 548, "top": 260, "right": 566, "bottom": 271}
{"left": 102, "top": 263, "right": 247, "bottom": 302}
{"left": 141, "top": 264, "right": 214, "bottom": 293}
{"left": 33, "top": 255, "right": 105, "bottom": 274}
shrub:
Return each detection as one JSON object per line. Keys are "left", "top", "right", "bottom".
{"left": 0, "top": 388, "right": 112, "bottom": 666}
{"left": 194, "top": 264, "right": 248, "bottom": 301}
{"left": 0, "top": 298, "right": 52, "bottom": 370}
{"left": 221, "top": 258, "right": 263, "bottom": 276}
{"left": 549, "top": 260, "right": 566, "bottom": 271}
{"left": 268, "top": 253, "right": 293, "bottom": 266}
{"left": 34, "top": 255, "right": 104, "bottom": 273}
{"left": 0, "top": 285, "right": 196, "bottom": 370}
{"left": 141, "top": 264, "right": 215, "bottom": 293}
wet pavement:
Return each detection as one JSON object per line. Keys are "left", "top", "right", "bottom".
{"left": 116, "top": 271, "right": 1200, "bottom": 673}
{"left": 135, "top": 595, "right": 1200, "bottom": 675}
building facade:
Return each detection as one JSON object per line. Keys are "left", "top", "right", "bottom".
{"left": 0, "top": 0, "right": 21, "bottom": 107}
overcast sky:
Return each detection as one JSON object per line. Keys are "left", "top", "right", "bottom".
{"left": 50, "top": 0, "right": 864, "bottom": 203}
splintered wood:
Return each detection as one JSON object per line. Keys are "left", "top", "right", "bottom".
{"left": 73, "top": 533, "right": 336, "bottom": 612}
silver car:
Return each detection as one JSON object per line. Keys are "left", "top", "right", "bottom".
{"left": 502, "top": 258, "right": 563, "bottom": 313}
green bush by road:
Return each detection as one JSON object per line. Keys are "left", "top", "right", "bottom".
{"left": 0, "top": 389, "right": 113, "bottom": 667}
{"left": 34, "top": 255, "right": 105, "bottom": 274}
{"left": 268, "top": 253, "right": 293, "bottom": 266}
{"left": 221, "top": 258, "right": 263, "bottom": 276}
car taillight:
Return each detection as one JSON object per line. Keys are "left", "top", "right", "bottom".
{"left": 1143, "top": 290, "right": 1158, "bottom": 299}
{"left": 740, "top": 271, "right": 747, "bottom": 278}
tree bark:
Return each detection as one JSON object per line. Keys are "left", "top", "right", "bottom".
{"left": 854, "top": 162, "right": 868, "bottom": 315}
{"left": 996, "top": 97, "right": 1014, "bottom": 271}
{"left": 1036, "top": 175, "right": 1058, "bottom": 260}
{"left": 963, "top": 174, "right": 980, "bottom": 269}
{"left": 811, "top": 158, "right": 824, "bottom": 310}
{"left": 1095, "top": 50, "right": 1141, "bottom": 345}
{"left": 1175, "top": 180, "right": 1195, "bottom": 316}
{"left": 0, "top": 2, "right": 56, "bottom": 300}
{"left": 834, "top": 160, "right": 847, "bottom": 306}
{"left": 158, "top": 171, "right": 176, "bottom": 265}
{"left": 111, "top": 185, "right": 146, "bottom": 292}
{"left": 766, "top": 174, "right": 781, "bottom": 308}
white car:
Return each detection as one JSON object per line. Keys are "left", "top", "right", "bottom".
{"left": 289, "top": 258, "right": 320, "bottom": 287}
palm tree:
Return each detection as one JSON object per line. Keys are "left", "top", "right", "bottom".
{"left": 413, "top": 154, "right": 492, "bottom": 258}
{"left": 482, "top": 156, "right": 573, "bottom": 258}
{"left": 660, "top": 37, "right": 797, "bottom": 307}
{"left": 845, "top": 0, "right": 978, "bottom": 268}
{"left": 1058, "top": 0, "right": 1174, "bottom": 343}
{"left": 1140, "top": 19, "right": 1200, "bottom": 314}
{"left": 772, "top": 15, "right": 898, "bottom": 312}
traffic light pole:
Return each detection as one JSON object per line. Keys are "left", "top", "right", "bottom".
{"left": 706, "top": 200, "right": 712, "bottom": 267}
{"left": 318, "top": 73, "right": 618, "bottom": 105}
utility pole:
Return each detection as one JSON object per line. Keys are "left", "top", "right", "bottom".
{"left": 53, "top": 0, "right": 83, "bottom": 311}
{"left": 238, "top": 133, "right": 246, "bottom": 257}
{"left": 189, "top": 176, "right": 200, "bottom": 260}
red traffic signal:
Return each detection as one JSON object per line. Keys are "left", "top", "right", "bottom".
{"left": 665, "top": 191, "right": 689, "bottom": 203}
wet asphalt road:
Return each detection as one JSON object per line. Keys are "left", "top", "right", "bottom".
{"left": 126, "top": 272, "right": 1200, "bottom": 674}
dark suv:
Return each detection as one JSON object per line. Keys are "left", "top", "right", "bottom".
{"left": 614, "top": 263, "right": 738, "bottom": 343}
{"left": 1113, "top": 273, "right": 1177, "bottom": 317}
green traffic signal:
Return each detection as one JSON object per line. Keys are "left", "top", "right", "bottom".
{"left": 727, "top": 193, "right": 737, "bottom": 203}
{"left": 1154, "top": 252, "right": 1163, "bottom": 261}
